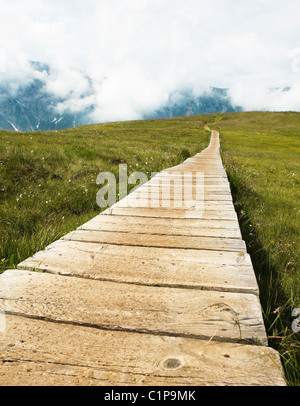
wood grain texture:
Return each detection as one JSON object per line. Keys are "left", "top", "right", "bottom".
{"left": 18, "top": 240, "right": 258, "bottom": 294}
{"left": 101, "top": 206, "right": 238, "bottom": 220}
{"left": 78, "top": 214, "right": 242, "bottom": 238}
{"left": 0, "top": 270, "right": 266, "bottom": 343}
{"left": 62, "top": 229, "right": 246, "bottom": 252}
{"left": 0, "top": 315, "right": 285, "bottom": 386}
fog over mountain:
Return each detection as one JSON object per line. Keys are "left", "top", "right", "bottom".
{"left": 1, "top": 0, "right": 300, "bottom": 131}
{"left": 0, "top": 61, "right": 243, "bottom": 131}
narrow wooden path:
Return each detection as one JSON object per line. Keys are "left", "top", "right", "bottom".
{"left": 0, "top": 128, "right": 285, "bottom": 386}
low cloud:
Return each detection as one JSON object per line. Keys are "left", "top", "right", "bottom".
{"left": 229, "top": 80, "right": 300, "bottom": 112}
{"left": 89, "top": 64, "right": 170, "bottom": 122}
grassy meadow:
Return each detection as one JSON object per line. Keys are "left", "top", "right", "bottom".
{"left": 0, "top": 111, "right": 299, "bottom": 384}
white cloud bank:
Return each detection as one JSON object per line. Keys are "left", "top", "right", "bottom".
{"left": 1, "top": 0, "right": 300, "bottom": 121}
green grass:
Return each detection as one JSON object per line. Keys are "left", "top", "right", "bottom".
{"left": 0, "top": 117, "right": 210, "bottom": 270}
{"left": 208, "top": 111, "right": 300, "bottom": 385}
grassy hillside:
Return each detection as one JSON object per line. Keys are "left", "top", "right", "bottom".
{"left": 0, "top": 111, "right": 299, "bottom": 384}
{"left": 216, "top": 112, "right": 299, "bottom": 296}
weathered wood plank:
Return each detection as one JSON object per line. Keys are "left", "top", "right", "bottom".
{"left": 130, "top": 188, "right": 233, "bottom": 200}
{"left": 20, "top": 239, "right": 253, "bottom": 266}
{"left": 62, "top": 229, "right": 246, "bottom": 252}
{"left": 0, "top": 270, "right": 266, "bottom": 343}
{"left": 79, "top": 215, "right": 242, "bottom": 239}
{"left": 143, "top": 182, "right": 231, "bottom": 190}
{"left": 17, "top": 241, "right": 259, "bottom": 295}
{"left": 147, "top": 180, "right": 231, "bottom": 187}
{"left": 81, "top": 213, "right": 239, "bottom": 227}
{"left": 160, "top": 171, "right": 227, "bottom": 176}
{"left": 168, "top": 169, "right": 227, "bottom": 174}
{"left": 137, "top": 185, "right": 232, "bottom": 194}
{"left": 149, "top": 176, "right": 230, "bottom": 184}
{"left": 101, "top": 206, "right": 238, "bottom": 220}
{"left": 0, "top": 315, "right": 285, "bottom": 386}
{"left": 117, "top": 197, "right": 235, "bottom": 211}
{"left": 158, "top": 175, "right": 228, "bottom": 179}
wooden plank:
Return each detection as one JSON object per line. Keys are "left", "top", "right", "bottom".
{"left": 173, "top": 158, "right": 223, "bottom": 163}
{"left": 175, "top": 167, "right": 225, "bottom": 172}
{"left": 118, "top": 196, "right": 235, "bottom": 211}
{"left": 150, "top": 176, "right": 230, "bottom": 185}
{"left": 81, "top": 213, "right": 241, "bottom": 229}
{"left": 180, "top": 159, "right": 223, "bottom": 164}
{"left": 137, "top": 185, "right": 231, "bottom": 193}
{"left": 145, "top": 181, "right": 231, "bottom": 188}
{"left": 17, "top": 241, "right": 259, "bottom": 295}
{"left": 19, "top": 239, "right": 252, "bottom": 267}
{"left": 160, "top": 172, "right": 228, "bottom": 177}
{"left": 176, "top": 159, "right": 224, "bottom": 163}
{"left": 158, "top": 175, "right": 228, "bottom": 179}
{"left": 138, "top": 181, "right": 231, "bottom": 189}
{"left": 79, "top": 215, "right": 242, "bottom": 239}
{"left": 111, "top": 197, "right": 235, "bottom": 213}
{"left": 102, "top": 206, "right": 238, "bottom": 220}
{"left": 125, "top": 184, "right": 233, "bottom": 201}
{"left": 132, "top": 193, "right": 233, "bottom": 201}
{"left": 0, "top": 315, "right": 285, "bottom": 386}
{"left": 116, "top": 200, "right": 236, "bottom": 212}
{"left": 140, "top": 177, "right": 230, "bottom": 184}
{"left": 0, "top": 270, "right": 266, "bottom": 343}
{"left": 174, "top": 170, "right": 227, "bottom": 175}
{"left": 168, "top": 170, "right": 227, "bottom": 175}
{"left": 62, "top": 229, "right": 246, "bottom": 252}
{"left": 131, "top": 188, "right": 233, "bottom": 200}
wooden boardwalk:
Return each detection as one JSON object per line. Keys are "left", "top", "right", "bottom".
{"left": 0, "top": 129, "right": 286, "bottom": 386}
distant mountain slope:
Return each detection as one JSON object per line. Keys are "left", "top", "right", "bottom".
{"left": 0, "top": 87, "right": 90, "bottom": 132}
{"left": 144, "top": 88, "right": 241, "bottom": 119}
{"left": 0, "top": 62, "right": 241, "bottom": 131}
{"left": 0, "top": 72, "right": 91, "bottom": 132}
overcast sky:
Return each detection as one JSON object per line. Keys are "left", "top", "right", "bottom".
{"left": 1, "top": 0, "right": 300, "bottom": 121}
